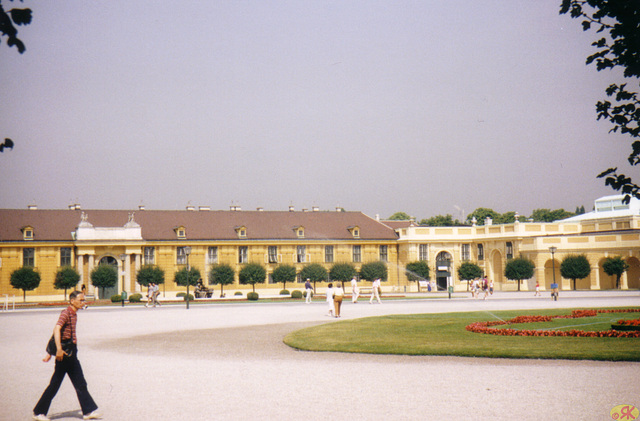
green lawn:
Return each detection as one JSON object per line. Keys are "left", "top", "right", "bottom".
{"left": 283, "top": 308, "right": 640, "bottom": 361}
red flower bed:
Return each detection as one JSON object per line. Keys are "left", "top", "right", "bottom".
{"left": 616, "top": 319, "right": 640, "bottom": 326}
{"left": 466, "top": 309, "right": 640, "bottom": 338}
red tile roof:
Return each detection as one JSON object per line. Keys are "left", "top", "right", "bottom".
{"left": 0, "top": 209, "right": 398, "bottom": 242}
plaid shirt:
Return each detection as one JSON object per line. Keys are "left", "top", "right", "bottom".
{"left": 56, "top": 306, "right": 77, "bottom": 344}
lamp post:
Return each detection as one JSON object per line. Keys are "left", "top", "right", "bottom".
{"left": 184, "top": 246, "right": 192, "bottom": 309}
{"left": 549, "top": 246, "right": 558, "bottom": 301}
{"left": 119, "top": 253, "right": 127, "bottom": 307}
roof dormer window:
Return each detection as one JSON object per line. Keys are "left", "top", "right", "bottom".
{"left": 235, "top": 226, "right": 247, "bottom": 239}
{"left": 348, "top": 226, "right": 360, "bottom": 238}
{"left": 22, "top": 226, "right": 34, "bottom": 241}
{"left": 293, "top": 226, "right": 305, "bottom": 238}
{"left": 174, "top": 226, "right": 187, "bottom": 239}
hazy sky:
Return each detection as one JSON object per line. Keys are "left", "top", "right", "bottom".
{"left": 0, "top": 0, "right": 630, "bottom": 221}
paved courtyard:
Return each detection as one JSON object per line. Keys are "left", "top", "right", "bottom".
{"left": 1, "top": 291, "right": 639, "bottom": 420}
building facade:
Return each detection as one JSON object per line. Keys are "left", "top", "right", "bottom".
{"left": 1, "top": 196, "right": 639, "bottom": 302}
{"left": 0, "top": 207, "right": 399, "bottom": 301}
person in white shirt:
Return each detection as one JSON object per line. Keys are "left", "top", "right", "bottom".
{"left": 350, "top": 277, "right": 359, "bottom": 303}
{"left": 326, "top": 284, "right": 334, "bottom": 317}
{"left": 369, "top": 278, "right": 381, "bottom": 304}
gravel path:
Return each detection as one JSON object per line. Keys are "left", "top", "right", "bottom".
{"left": 2, "top": 291, "right": 639, "bottom": 420}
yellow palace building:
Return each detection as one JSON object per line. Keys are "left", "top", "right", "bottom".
{"left": 0, "top": 205, "right": 400, "bottom": 301}
{"left": 0, "top": 195, "right": 639, "bottom": 302}
{"left": 394, "top": 195, "right": 640, "bottom": 292}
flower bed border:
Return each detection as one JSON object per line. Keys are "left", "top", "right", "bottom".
{"left": 466, "top": 309, "right": 640, "bottom": 338}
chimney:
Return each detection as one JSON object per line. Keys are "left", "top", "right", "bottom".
{"left": 199, "top": 206, "right": 210, "bottom": 211}
{"left": 257, "top": 207, "right": 264, "bottom": 212}
{"left": 302, "top": 208, "right": 308, "bottom": 212}
{"left": 138, "top": 205, "right": 146, "bottom": 211}
{"left": 186, "top": 205, "right": 196, "bottom": 211}
{"left": 74, "top": 204, "right": 81, "bottom": 210}
{"left": 289, "top": 206, "right": 295, "bottom": 212}
{"left": 312, "top": 206, "right": 319, "bottom": 212}
{"left": 69, "top": 204, "right": 76, "bottom": 210}
{"left": 28, "top": 204, "right": 38, "bottom": 210}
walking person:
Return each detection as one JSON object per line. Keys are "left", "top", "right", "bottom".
{"left": 305, "top": 278, "right": 313, "bottom": 304}
{"left": 350, "top": 277, "right": 359, "bottom": 303}
{"left": 369, "top": 278, "right": 382, "bottom": 304}
{"left": 145, "top": 282, "right": 154, "bottom": 308}
{"left": 33, "top": 291, "right": 101, "bottom": 421}
{"left": 333, "top": 282, "right": 344, "bottom": 317}
{"left": 151, "top": 283, "right": 161, "bottom": 307}
{"left": 326, "top": 283, "right": 334, "bottom": 317}
{"left": 534, "top": 281, "right": 541, "bottom": 296}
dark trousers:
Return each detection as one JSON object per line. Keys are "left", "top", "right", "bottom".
{"left": 33, "top": 348, "right": 98, "bottom": 416}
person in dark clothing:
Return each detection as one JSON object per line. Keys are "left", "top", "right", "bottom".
{"left": 33, "top": 291, "right": 101, "bottom": 421}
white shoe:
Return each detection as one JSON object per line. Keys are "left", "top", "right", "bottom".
{"left": 83, "top": 410, "right": 102, "bottom": 419}
{"left": 33, "top": 414, "right": 50, "bottom": 421}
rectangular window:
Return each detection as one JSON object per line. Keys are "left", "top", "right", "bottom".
{"left": 477, "top": 244, "right": 484, "bottom": 261}
{"left": 419, "top": 244, "right": 428, "bottom": 261}
{"left": 352, "top": 245, "right": 361, "bottom": 263}
{"left": 60, "top": 247, "right": 72, "bottom": 266}
{"left": 268, "top": 246, "right": 278, "bottom": 264}
{"left": 177, "top": 247, "right": 187, "bottom": 265}
{"left": 239, "top": 246, "right": 248, "bottom": 264}
{"left": 379, "top": 245, "right": 388, "bottom": 262}
{"left": 208, "top": 246, "right": 218, "bottom": 264}
{"left": 461, "top": 244, "right": 470, "bottom": 261}
{"left": 23, "top": 248, "right": 35, "bottom": 267}
{"left": 144, "top": 247, "right": 155, "bottom": 265}
{"left": 506, "top": 242, "right": 513, "bottom": 259}
{"left": 325, "top": 245, "right": 334, "bottom": 263}
{"left": 297, "top": 246, "right": 306, "bottom": 263}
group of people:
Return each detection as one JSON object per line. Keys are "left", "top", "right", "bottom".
{"left": 321, "top": 277, "right": 383, "bottom": 318}
{"left": 145, "top": 283, "right": 161, "bottom": 307}
{"left": 470, "top": 277, "right": 493, "bottom": 299}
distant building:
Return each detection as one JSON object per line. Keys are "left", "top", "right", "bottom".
{"left": 0, "top": 207, "right": 399, "bottom": 300}
{"left": 1, "top": 196, "right": 639, "bottom": 301}
{"left": 395, "top": 195, "right": 640, "bottom": 291}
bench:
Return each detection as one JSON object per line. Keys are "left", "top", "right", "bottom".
{"left": 418, "top": 281, "right": 431, "bottom": 292}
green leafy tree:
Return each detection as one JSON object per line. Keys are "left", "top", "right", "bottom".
{"left": 238, "top": 263, "right": 266, "bottom": 292}
{"left": 329, "top": 262, "right": 357, "bottom": 289}
{"left": 457, "top": 262, "right": 483, "bottom": 290}
{"left": 602, "top": 256, "right": 629, "bottom": 289}
{"left": 504, "top": 256, "right": 535, "bottom": 291}
{"left": 388, "top": 212, "right": 411, "bottom": 220}
{"left": 174, "top": 267, "right": 201, "bottom": 288}
{"left": 500, "top": 211, "right": 517, "bottom": 224}
{"left": 10, "top": 266, "right": 40, "bottom": 302}
{"left": 419, "top": 214, "right": 461, "bottom": 226}
{"left": 359, "top": 261, "right": 388, "bottom": 282}
{"left": 0, "top": 0, "right": 32, "bottom": 54}
{"left": 271, "top": 264, "right": 297, "bottom": 291}
{"left": 560, "top": 0, "right": 640, "bottom": 202}
{"left": 90, "top": 264, "right": 118, "bottom": 298}
{"left": 405, "top": 261, "right": 430, "bottom": 291}
{"left": 54, "top": 266, "right": 80, "bottom": 300}
{"left": 208, "top": 264, "right": 235, "bottom": 297}
{"left": 136, "top": 265, "right": 165, "bottom": 287}
{"left": 529, "top": 208, "right": 575, "bottom": 222}
{"left": 560, "top": 254, "right": 591, "bottom": 290}
{"left": 300, "top": 263, "right": 328, "bottom": 291}
{"left": 466, "top": 208, "right": 501, "bottom": 225}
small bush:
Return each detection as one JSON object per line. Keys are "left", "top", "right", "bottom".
{"left": 291, "top": 290, "right": 303, "bottom": 299}
{"left": 176, "top": 292, "right": 186, "bottom": 298}
{"left": 247, "top": 292, "right": 259, "bottom": 301}
{"left": 182, "top": 294, "right": 194, "bottom": 301}
{"left": 234, "top": 291, "right": 243, "bottom": 296}
{"left": 110, "top": 294, "right": 123, "bottom": 303}
{"left": 280, "top": 289, "right": 290, "bottom": 296}
{"left": 129, "top": 293, "right": 143, "bottom": 303}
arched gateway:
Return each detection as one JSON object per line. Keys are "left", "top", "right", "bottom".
{"left": 435, "top": 251, "right": 452, "bottom": 291}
